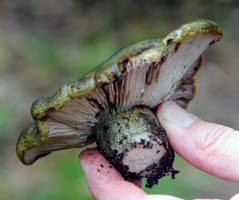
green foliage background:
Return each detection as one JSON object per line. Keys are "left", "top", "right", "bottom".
{"left": 0, "top": 1, "right": 239, "bottom": 199}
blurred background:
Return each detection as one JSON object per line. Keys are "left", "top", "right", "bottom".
{"left": 0, "top": 0, "right": 238, "bottom": 199}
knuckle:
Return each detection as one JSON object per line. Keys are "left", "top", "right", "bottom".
{"left": 198, "top": 124, "right": 232, "bottom": 157}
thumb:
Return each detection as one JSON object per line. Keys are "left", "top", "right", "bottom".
{"left": 157, "top": 101, "right": 239, "bottom": 181}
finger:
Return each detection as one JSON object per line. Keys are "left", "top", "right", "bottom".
{"left": 79, "top": 149, "right": 146, "bottom": 200}
{"left": 230, "top": 193, "right": 239, "bottom": 200}
{"left": 157, "top": 101, "right": 239, "bottom": 181}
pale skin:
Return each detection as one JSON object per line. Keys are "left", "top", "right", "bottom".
{"left": 80, "top": 101, "right": 239, "bottom": 200}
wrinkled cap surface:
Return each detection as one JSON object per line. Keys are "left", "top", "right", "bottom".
{"left": 16, "top": 19, "right": 222, "bottom": 165}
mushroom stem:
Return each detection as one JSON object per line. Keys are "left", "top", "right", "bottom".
{"left": 95, "top": 106, "right": 176, "bottom": 187}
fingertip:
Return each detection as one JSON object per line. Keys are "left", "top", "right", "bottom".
{"left": 156, "top": 102, "right": 164, "bottom": 117}
{"left": 157, "top": 101, "right": 199, "bottom": 130}
{"left": 156, "top": 101, "right": 175, "bottom": 120}
{"left": 79, "top": 148, "right": 98, "bottom": 162}
{"left": 79, "top": 148, "right": 123, "bottom": 182}
{"left": 79, "top": 149, "right": 146, "bottom": 200}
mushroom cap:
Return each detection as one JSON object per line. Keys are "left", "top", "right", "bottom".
{"left": 16, "top": 19, "right": 222, "bottom": 165}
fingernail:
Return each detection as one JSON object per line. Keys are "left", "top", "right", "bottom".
{"left": 159, "top": 101, "right": 199, "bottom": 128}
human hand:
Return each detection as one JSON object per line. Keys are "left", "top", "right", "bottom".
{"left": 79, "top": 101, "right": 239, "bottom": 200}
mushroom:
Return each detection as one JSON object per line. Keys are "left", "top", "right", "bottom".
{"left": 16, "top": 19, "right": 222, "bottom": 187}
